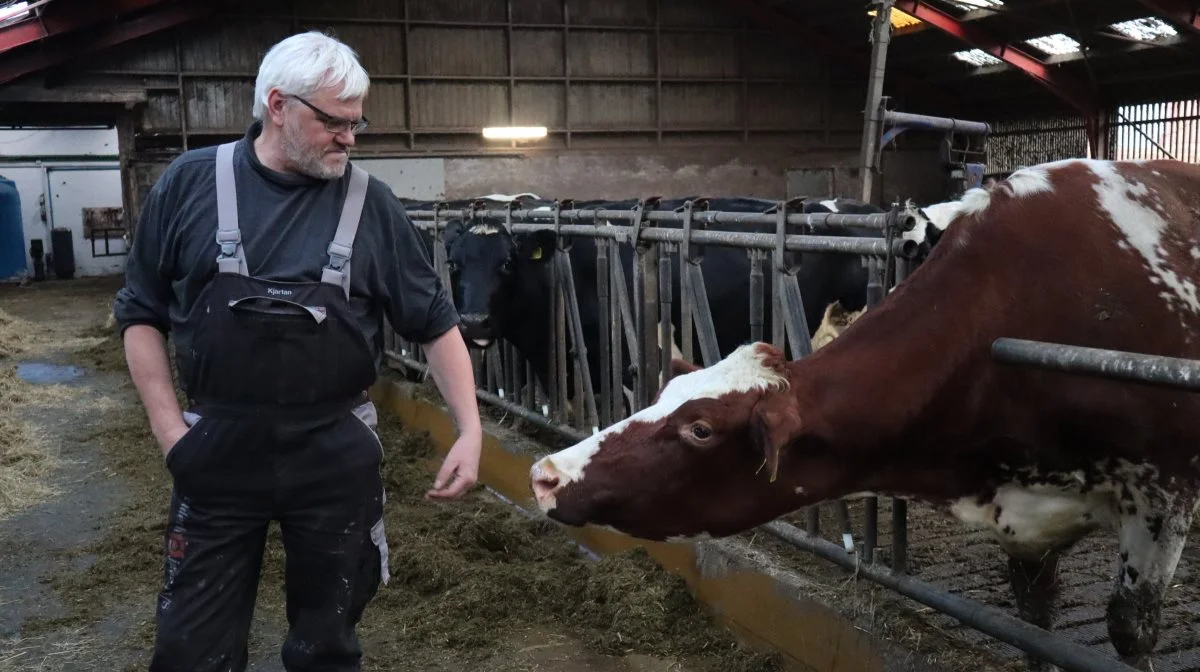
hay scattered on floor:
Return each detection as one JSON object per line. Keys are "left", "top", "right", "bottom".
{"left": 28, "top": 399, "right": 783, "bottom": 672}
{"left": 62, "top": 323, "right": 126, "bottom": 374}
{"left": 0, "top": 628, "right": 98, "bottom": 672}
{"left": 357, "top": 416, "right": 783, "bottom": 671}
{"left": 0, "top": 417, "right": 56, "bottom": 521}
{"left": 0, "top": 366, "right": 81, "bottom": 408}
{"left": 0, "top": 308, "right": 36, "bottom": 360}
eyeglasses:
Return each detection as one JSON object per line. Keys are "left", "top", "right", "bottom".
{"left": 288, "top": 95, "right": 369, "bottom": 135}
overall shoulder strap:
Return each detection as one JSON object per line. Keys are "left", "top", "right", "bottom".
{"left": 321, "top": 162, "right": 370, "bottom": 299}
{"left": 214, "top": 141, "right": 248, "bottom": 275}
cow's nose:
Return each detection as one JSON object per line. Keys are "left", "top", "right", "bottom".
{"left": 461, "top": 313, "right": 491, "bottom": 330}
{"left": 530, "top": 459, "right": 563, "bottom": 505}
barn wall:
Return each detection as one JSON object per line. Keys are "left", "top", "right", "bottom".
{"left": 441, "top": 146, "right": 948, "bottom": 203}
{"left": 0, "top": 128, "right": 130, "bottom": 277}
{"left": 32, "top": 0, "right": 896, "bottom": 217}
{"left": 0, "top": 128, "right": 119, "bottom": 159}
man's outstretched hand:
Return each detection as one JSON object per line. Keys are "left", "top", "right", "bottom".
{"left": 425, "top": 430, "right": 482, "bottom": 500}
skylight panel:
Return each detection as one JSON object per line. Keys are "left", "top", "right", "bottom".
{"left": 1110, "top": 17, "right": 1177, "bottom": 42}
{"left": 952, "top": 49, "right": 1002, "bottom": 67}
{"left": 946, "top": 0, "right": 1005, "bottom": 10}
{"left": 0, "top": 1, "right": 29, "bottom": 25}
{"left": 1025, "top": 33, "right": 1081, "bottom": 55}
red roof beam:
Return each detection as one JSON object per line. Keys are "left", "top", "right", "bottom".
{"left": 892, "top": 0, "right": 1100, "bottom": 118}
{"left": 0, "top": 0, "right": 217, "bottom": 86}
{"left": 0, "top": 0, "right": 169, "bottom": 54}
{"left": 1132, "top": 0, "right": 1200, "bottom": 34}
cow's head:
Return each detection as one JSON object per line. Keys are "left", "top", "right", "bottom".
{"left": 529, "top": 342, "right": 836, "bottom": 541}
{"left": 901, "top": 193, "right": 986, "bottom": 260}
{"left": 442, "top": 217, "right": 556, "bottom": 348}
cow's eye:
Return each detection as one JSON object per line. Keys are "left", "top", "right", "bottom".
{"left": 500, "top": 259, "right": 514, "bottom": 274}
{"left": 445, "top": 261, "right": 459, "bottom": 273}
{"left": 688, "top": 421, "right": 713, "bottom": 442}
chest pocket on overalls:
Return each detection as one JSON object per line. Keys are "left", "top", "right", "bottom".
{"left": 227, "top": 295, "right": 329, "bottom": 339}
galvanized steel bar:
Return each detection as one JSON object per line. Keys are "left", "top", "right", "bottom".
{"left": 406, "top": 208, "right": 904, "bottom": 231}
{"left": 659, "top": 242, "right": 675, "bottom": 387}
{"left": 771, "top": 204, "right": 787, "bottom": 352}
{"left": 609, "top": 239, "right": 627, "bottom": 423}
{"left": 884, "top": 110, "right": 991, "bottom": 136}
{"left": 991, "top": 338, "right": 1200, "bottom": 392}
{"left": 687, "top": 264, "right": 721, "bottom": 368}
{"left": 748, "top": 250, "right": 764, "bottom": 344}
{"left": 409, "top": 219, "right": 915, "bottom": 258}
{"left": 552, "top": 206, "right": 568, "bottom": 423}
{"left": 597, "top": 231, "right": 613, "bottom": 428}
{"left": 861, "top": 256, "right": 888, "bottom": 564}
{"left": 556, "top": 252, "right": 600, "bottom": 433}
{"left": 639, "top": 242, "right": 661, "bottom": 410}
{"left": 680, "top": 201, "right": 696, "bottom": 364}
{"left": 760, "top": 520, "right": 1141, "bottom": 672}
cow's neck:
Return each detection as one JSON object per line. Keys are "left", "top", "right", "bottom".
{"left": 787, "top": 246, "right": 1014, "bottom": 502}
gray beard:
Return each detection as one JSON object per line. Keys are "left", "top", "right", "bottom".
{"left": 280, "top": 116, "right": 346, "bottom": 180}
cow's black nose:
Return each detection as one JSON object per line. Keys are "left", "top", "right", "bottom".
{"left": 461, "top": 313, "right": 491, "bottom": 330}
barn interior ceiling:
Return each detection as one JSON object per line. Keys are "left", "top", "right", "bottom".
{"left": 0, "top": 0, "right": 1195, "bottom": 140}
{"left": 760, "top": 0, "right": 1200, "bottom": 120}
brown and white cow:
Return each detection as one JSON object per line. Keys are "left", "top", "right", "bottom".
{"left": 528, "top": 158, "right": 1200, "bottom": 672}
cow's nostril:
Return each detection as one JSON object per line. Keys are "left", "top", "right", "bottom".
{"left": 530, "top": 461, "right": 562, "bottom": 501}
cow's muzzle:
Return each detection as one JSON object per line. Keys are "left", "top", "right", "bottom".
{"left": 459, "top": 313, "right": 495, "bottom": 348}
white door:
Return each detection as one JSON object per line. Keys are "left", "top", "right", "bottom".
{"left": 46, "top": 166, "right": 126, "bottom": 277}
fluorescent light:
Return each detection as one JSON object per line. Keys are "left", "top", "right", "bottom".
{"left": 482, "top": 126, "right": 547, "bottom": 140}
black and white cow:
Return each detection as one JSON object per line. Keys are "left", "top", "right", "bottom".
{"left": 415, "top": 195, "right": 906, "bottom": 414}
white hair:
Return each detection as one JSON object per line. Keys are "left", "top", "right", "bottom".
{"left": 252, "top": 31, "right": 370, "bottom": 120}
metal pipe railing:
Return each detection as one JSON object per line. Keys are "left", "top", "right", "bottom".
{"left": 759, "top": 521, "right": 1141, "bottom": 672}
{"left": 884, "top": 110, "right": 992, "bottom": 135}
{"left": 406, "top": 207, "right": 911, "bottom": 231}
{"left": 412, "top": 219, "right": 919, "bottom": 259}
{"left": 992, "top": 338, "right": 1200, "bottom": 392}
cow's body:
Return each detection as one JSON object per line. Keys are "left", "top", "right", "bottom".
{"left": 529, "top": 158, "right": 1200, "bottom": 671}
{"left": 429, "top": 195, "right": 892, "bottom": 412}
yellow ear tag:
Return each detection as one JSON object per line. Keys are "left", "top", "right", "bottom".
{"left": 531, "top": 247, "right": 543, "bottom": 260}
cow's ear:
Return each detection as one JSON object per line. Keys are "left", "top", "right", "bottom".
{"left": 670, "top": 358, "right": 702, "bottom": 377}
{"left": 749, "top": 391, "right": 801, "bottom": 483}
{"left": 443, "top": 218, "right": 465, "bottom": 250}
{"left": 515, "top": 229, "right": 558, "bottom": 263}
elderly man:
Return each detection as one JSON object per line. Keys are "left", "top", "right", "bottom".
{"left": 113, "top": 31, "right": 482, "bottom": 671}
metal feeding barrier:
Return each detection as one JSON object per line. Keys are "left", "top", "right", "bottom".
{"left": 391, "top": 195, "right": 917, "bottom": 556}
{"left": 381, "top": 188, "right": 1145, "bottom": 672}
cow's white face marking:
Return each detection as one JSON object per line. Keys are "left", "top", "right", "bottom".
{"left": 532, "top": 344, "right": 788, "bottom": 508}
{"left": 1088, "top": 160, "right": 1200, "bottom": 315}
{"left": 819, "top": 199, "right": 839, "bottom": 213}
{"left": 467, "top": 224, "right": 503, "bottom": 236}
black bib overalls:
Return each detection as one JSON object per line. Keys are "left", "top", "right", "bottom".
{"left": 150, "top": 141, "right": 391, "bottom": 672}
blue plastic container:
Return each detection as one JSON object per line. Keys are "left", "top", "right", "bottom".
{"left": 0, "top": 176, "right": 27, "bottom": 280}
